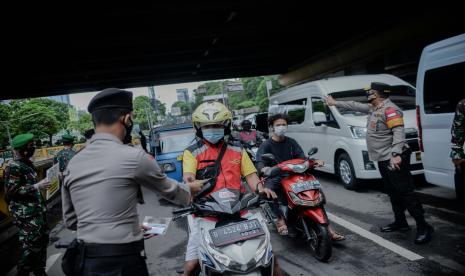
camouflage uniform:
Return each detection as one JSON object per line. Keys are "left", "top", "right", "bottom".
{"left": 451, "top": 99, "right": 465, "bottom": 160}
{"left": 54, "top": 147, "right": 76, "bottom": 172}
{"left": 4, "top": 158, "right": 49, "bottom": 275}
{"left": 451, "top": 99, "right": 465, "bottom": 200}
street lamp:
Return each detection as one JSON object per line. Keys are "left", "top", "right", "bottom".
{"left": 0, "top": 112, "right": 42, "bottom": 147}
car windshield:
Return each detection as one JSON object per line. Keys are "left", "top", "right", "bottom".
{"left": 329, "top": 85, "right": 416, "bottom": 116}
{"left": 157, "top": 128, "right": 196, "bottom": 154}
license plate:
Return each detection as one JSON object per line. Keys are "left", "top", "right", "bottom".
{"left": 291, "top": 180, "right": 321, "bottom": 193}
{"left": 415, "top": 151, "right": 421, "bottom": 161}
{"left": 209, "top": 219, "right": 264, "bottom": 247}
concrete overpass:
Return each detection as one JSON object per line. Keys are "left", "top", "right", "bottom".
{"left": 3, "top": 3, "right": 463, "bottom": 100}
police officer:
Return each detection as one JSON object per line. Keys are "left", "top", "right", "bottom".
{"left": 451, "top": 99, "right": 465, "bottom": 201}
{"left": 326, "top": 82, "right": 433, "bottom": 244}
{"left": 62, "top": 88, "right": 203, "bottom": 275}
{"left": 4, "top": 133, "right": 51, "bottom": 276}
{"left": 54, "top": 134, "right": 76, "bottom": 174}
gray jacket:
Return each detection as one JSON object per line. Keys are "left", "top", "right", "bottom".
{"left": 334, "top": 99, "right": 406, "bottom": 161}
{"left": 62, "top": 133, "right": 190, "bottom": 244}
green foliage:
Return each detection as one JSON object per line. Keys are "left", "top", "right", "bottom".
{"left": 69, "top": 113, "right": 93, "bottom": 135}
{"left": 12, "top": 99, "right": 61, "bottom": 143}
{"left": 171, "top": 101, "right": 191, "bottom": 116}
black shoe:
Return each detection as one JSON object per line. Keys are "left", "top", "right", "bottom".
{"left": 414, "top": 224, "right": 434, "bottom": 244}
{"left": 380, "top": 222, "right": 411, "bottom": 232}
{"left": 287, "top": 225, "right": 298, "bottom": 238}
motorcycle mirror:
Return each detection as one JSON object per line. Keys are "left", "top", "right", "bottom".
{"left": 308, "top": 147, "right": 318, "bottom": 156}
{"left": 261, "top": 153, "right": 277, "bottom": 165}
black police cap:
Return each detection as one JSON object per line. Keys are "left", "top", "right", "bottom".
{"left": 364, "top": 82, "right": 391, "bottom": 93}
{"left": 87, "top": 88, "right": 133, "bottom": 113}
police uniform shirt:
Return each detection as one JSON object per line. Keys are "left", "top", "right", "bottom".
{"left": 62, "top": 133, "right": 191, "bottom": 244}
{"left": 334, "top": 98, "right": 406, "bottom": 162}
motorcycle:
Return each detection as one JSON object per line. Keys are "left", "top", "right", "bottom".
{"left": 261, "top": 147, "right": 332, "bottom": 262}
{"left": 173, "top": 187, "right": 275, "bottom": 275}
{"left": 242, "top": 140, "right": 259, "bottom": 163}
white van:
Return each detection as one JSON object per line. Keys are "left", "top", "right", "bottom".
{"left": 416, "top": 33, "right": 465, "bottom": 198}
{"left": 269, "top": 74, "right": 423, "bottom": 189}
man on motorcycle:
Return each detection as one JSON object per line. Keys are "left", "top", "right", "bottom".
{"left": 238, "top": 119, "right": 265, "bottom": 145}
{"left": 182, "top": 101, "right": 279, "bottom": 276}
{"left": 256, "top": 113, "right": 345, "bottom": 241}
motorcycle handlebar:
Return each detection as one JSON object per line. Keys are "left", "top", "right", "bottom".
{"left": 172, "top": 206, "right": 194, "bottom": 215}
{"left": 54, "top": 241, "right": 71, "bottom": 249}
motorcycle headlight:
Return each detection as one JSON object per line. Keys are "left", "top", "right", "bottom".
{"left": 202, "top": 229, "right": 231, "bottom": 267}
{"left": 286, "top": 162, "right": 309, "bottom": 173}
{"left": 161, "top": 162, "right": 176, "bottom": 172}
{"left": 349, "top": 126, "right": 367, "bottom": 139}
{"left": 254, "top": 236, "right": 268, "bottom": 263}
{"left": 288, "top": 191, "right": 322, "bottom": 207}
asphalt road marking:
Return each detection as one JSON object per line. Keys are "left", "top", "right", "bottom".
{"left": 46, "top": 253, "right": 62, "bottom": 272}
{"left": 327, "top": 212, "right": 424, "bottom": 261}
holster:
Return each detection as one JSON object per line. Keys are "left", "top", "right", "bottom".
{"left": 62, "top": 239, "right": 85, "bottom": 276}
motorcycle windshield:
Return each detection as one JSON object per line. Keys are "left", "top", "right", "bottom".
{"left": 209, "top": 188, "right": 242, "bottom": 214}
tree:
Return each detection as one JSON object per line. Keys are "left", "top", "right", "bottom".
{"left": 171, "top": 101, "right": 190, "bottom": 116}
{"left": 31, "top": 98, "right": 70, "bottom": 130}
{"left": 12, "top": 100, "right": 61, "bottom": 144}
{"left": 133, "top": 96, "right": 157, "bottom": 130}
{"left": 0, "top": 103, "right": 12, "bottom": 149}
{"left": 69, "top": 113, "right": 93, "bottom": 135}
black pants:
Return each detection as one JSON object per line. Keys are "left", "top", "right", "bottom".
{"left": 456, "top": 162, "right": 465, "bottom": 201}
{"left": 81, "top": 241, "right": 149, "bottom": 276}
{"left": 378, "top": 152, "right": 426, "bottom": 227}
{"left": 265, "top": 175, "right": 288, "bottom": 219}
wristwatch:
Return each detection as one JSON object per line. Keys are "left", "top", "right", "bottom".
{"left": 392, "top": 152, "right": 401, "bottom": 157}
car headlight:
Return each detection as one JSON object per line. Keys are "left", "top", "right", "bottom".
{"left": 286, "top": 162, "right": 309, "bottom": 173}
{"left": 161, "top": 162, "right": 176, "bottom": 172}
{"left": 349, "top": 126, "right": 367, "bottom": 139}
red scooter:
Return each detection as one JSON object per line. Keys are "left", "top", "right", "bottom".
{"left": 261, "top": 147, "right": 332, "bottom": 262}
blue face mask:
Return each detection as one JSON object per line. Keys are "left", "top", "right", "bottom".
{"left": 202, "top": 128, "right": 225, "bottom": 144}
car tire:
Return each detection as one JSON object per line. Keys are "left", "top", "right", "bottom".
{"left": 336, "top": 153, "right": 359, "bottom": 190}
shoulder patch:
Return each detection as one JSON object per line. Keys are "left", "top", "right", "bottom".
{"left": 385, "top": 107, "right": 404, "bottom": 128}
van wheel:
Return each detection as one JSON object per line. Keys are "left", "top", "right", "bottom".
{"left": 336, "top": 153, "right": 359, "bottom": 190}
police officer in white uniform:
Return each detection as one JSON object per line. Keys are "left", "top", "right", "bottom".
{"left": 62, "top": 88, "right": 202, "bottom": 275}
{"left": 326, "top": 82, "right": 433, "bottom": 244}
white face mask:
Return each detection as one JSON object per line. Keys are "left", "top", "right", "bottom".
{"left": 273, "top": 125, "right": 287, "bottom": 137}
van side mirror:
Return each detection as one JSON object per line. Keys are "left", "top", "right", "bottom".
{"left": 308, "top": 147, "right": 318, "bottom": 156}
{"left": 313, "top": 112, "right": 327, "bottom": 125}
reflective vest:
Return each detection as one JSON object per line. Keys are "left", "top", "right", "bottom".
{"left": 186, "top": 140, "right": 243, "bottom": 194}
{"left": 239, "top": 130, "right": 257, "bottom": 143}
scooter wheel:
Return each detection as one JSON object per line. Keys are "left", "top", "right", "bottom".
{"left": 305, "top": 219, "right": 332, "bottom": 262}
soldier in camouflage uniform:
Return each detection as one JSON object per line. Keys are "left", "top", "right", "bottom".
{"left": 451, "top": 99, "right": 465, "bottom": 201}
{"left": 4, "top": 133, "right": 50, "bottom": 276}
{"left": 53, "top": 134, "right": 76, "bottom": 173}
{"left": 326, "top": 82, "right": 433, "bottom": 244}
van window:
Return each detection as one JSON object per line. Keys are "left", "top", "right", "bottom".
{"left": 329, "top": 85, "right": 416, "bottom": 115}
{"left": 311, "top": 97, "right": 339, "bottom": 128}
{"left": 424, "top": 61, "right": 465, "bottom": 114}
{"left": 270, "top": 98, "right": 307, "bottom": 124}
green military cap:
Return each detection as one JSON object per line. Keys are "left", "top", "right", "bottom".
{"left": 364, "top": 82, "right": 391, "bottom": 93}
{"left": 62, "top": 134, "right": 75, "bottom": 142}
{"left": 12, "top": 133, "right": 34, "bottom": 149}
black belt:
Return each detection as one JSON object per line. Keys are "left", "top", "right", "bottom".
{"left": 84, "top": 240, "right": 145, "bottom": 258}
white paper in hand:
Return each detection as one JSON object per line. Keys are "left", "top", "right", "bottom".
{"left": 142, "top": 216, "right": 172, "bottom": 235}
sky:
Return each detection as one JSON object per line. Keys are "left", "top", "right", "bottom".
{"left": 69, "top": 81, "right": 208, "bottom": 112}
